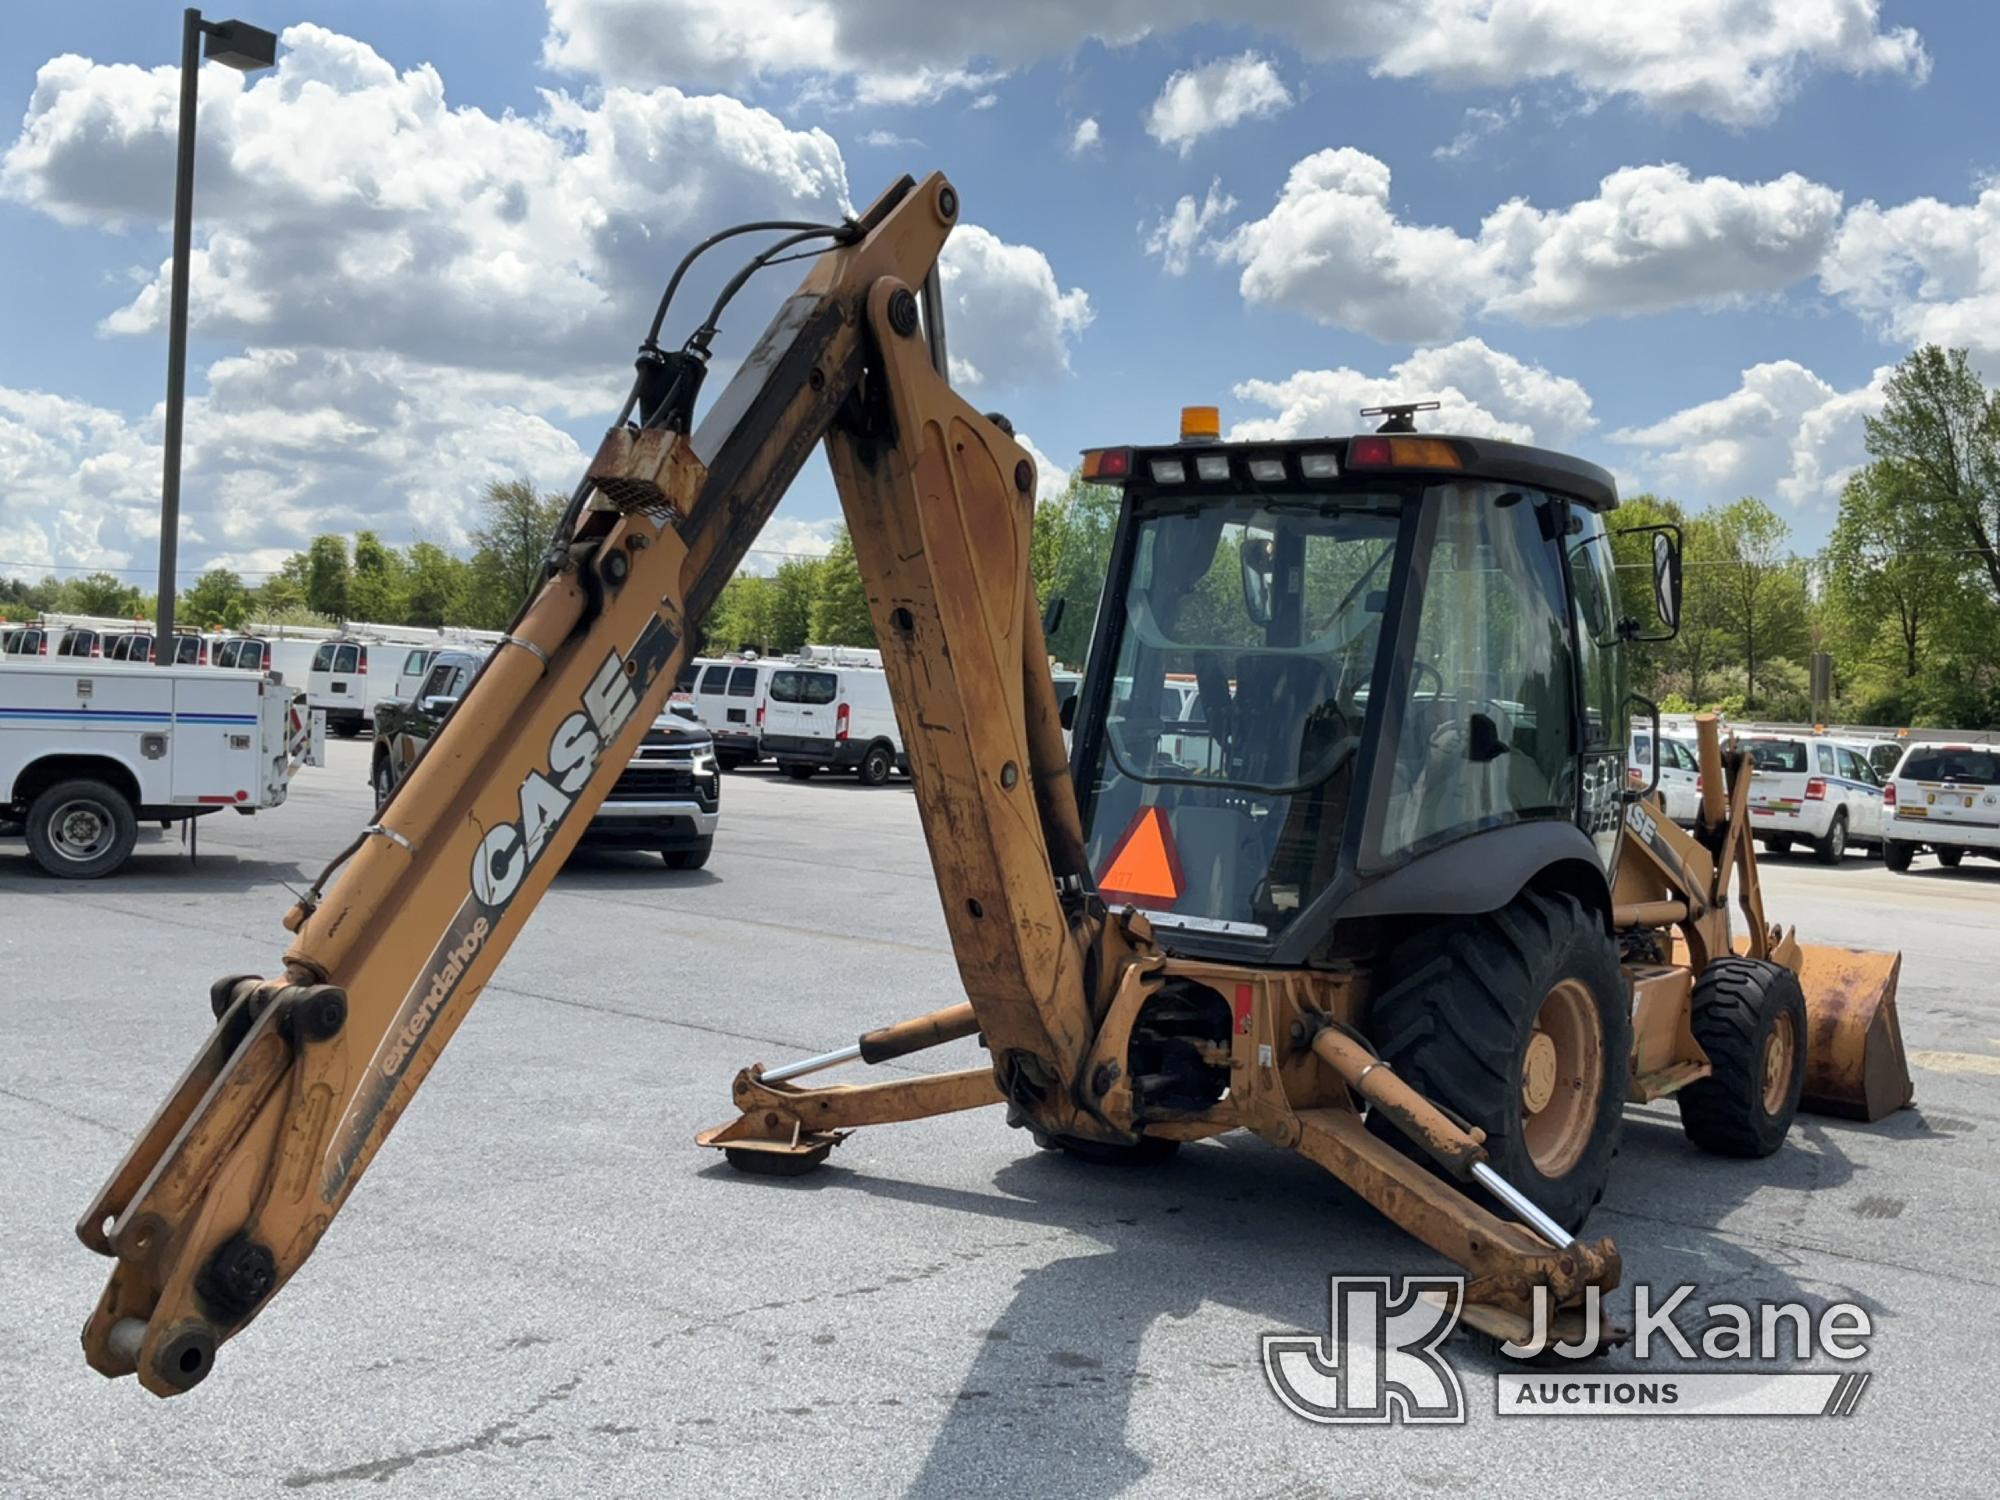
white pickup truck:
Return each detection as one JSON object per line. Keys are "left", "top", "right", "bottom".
{"left": 1, "top": 659, "right": 318, "bottom": 878}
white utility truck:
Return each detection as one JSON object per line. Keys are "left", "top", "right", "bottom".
{"left": 1, "top": 657, "right": 320, "bottom": 878}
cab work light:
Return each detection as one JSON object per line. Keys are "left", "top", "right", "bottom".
{"left": 1300, "top": 453, "right": 1340, "bottom": 479}
{"left": 1248, "top": 457, "right": 1286, "bottom": 482}
{"left": 1150, "top": 458, "right": 1187, "bottom": 484}
{"left": 1195, "top": 453, "right": 1230, "bottom": 482}
{"left": 1347, "top": 436, "right": 1464, "bottom": 469}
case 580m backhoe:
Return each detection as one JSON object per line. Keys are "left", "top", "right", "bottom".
{"left": 78, "top": 174, "right": 1912, "bottom": 1395}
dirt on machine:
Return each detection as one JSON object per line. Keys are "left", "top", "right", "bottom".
{"left": 75, "top": 173, "right": 1912, "bottom": 1396}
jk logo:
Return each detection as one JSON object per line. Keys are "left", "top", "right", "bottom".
{"left": 1262, "top": 1276, "right": 1467, "bottom": 1425}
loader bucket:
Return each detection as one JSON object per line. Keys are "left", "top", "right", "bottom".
{"left": 1794, "top": 945, "right": 1913, "bottom": 1122}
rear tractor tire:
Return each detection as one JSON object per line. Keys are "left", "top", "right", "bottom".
{"left": 1367, "top": 888, "right": 1631, "bottom": 1233}
{"left": 1676, "top": 958, "right": 1806, "bottom": 1158}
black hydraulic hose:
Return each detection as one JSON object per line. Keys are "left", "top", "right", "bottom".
{"left": 683, "top": 224, "right": 859, "bottom": 358}
{"left": 644, "top": 219, "right": 844, "bottom": 350}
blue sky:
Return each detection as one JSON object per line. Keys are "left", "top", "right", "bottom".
{"left": 3, "top": 1, "right": 1995, "bottom": 587}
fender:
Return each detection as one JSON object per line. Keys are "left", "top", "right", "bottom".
{"left": 1334, "top": 819, "right": 1612, "bottom": 927}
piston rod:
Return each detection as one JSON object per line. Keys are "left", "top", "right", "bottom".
{"left": 1471, "top": 1162, "right": 1576, "bottom": 1249}
{"left": 761, "top": 1044, "right": 863, "bottom": 1084}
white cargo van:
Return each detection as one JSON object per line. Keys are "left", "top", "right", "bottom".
{"left": 678, "top": 657, "right": 774, "bottom": 768}
{"left": 761, "top": 664, "right": 906, "bottom": 785}
{"left": 308, "top": 638, "right": 371, "bottom": 735}
{"left": 2, "top": 657, "right": 317, "bottom": 877}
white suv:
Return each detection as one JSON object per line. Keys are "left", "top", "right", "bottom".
{"left": 1882, "top": 742, "right": 2000, "bottom": 873}
{"left": 1738, "top": 733, "right": 1885, "bottom": 864}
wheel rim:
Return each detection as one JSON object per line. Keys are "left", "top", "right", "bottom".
{"left": 1521, "top": 978, "right": 1604, "bottom": 1178}
{"left": 1829, "top": 820, "right": 1845, "bottom": 856}
{"left": 1761, "top": 1008, "right": 1798, "bottom": 1117}
{"left": 49, "top": 798, "right": 114, "bottom": 863}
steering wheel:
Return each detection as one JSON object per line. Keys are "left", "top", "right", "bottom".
{"left": 1410, "top": 660, "right": 1444, "bottom": 703}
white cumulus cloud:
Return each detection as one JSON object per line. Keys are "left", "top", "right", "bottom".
{"left": 1144, "top": 179, "right": 1236, "bottom": 276}
{"left": 539, "top": 0, "right": 1927, "bottom": 126}
{"left": 1610, "top": 360, "right": 1890, "bottom": 511}
{"left": 1820, "top": 181, "right": 2000, "bottom": 364}
{"left": 936, "top": 225, "right": 1093, "bottom": 389}
{"left": 1068, "top": 117, "right": 1101, "bottom": 155}
{"left": 1212, "top": 151, "right": 1844, "bottom": 340}
{"left": 1230, "top": 338, "right": 1596, "bottom": 450}
{"left": 1144, "top": 53, "right": 1292, "bottom": 156}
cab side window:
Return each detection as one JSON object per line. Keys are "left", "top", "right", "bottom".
{"left": 1837, "top": 746, "right": 1874, "bottom": 785}
{"left": 1816, "top": 743, "right": 1836, "bottom": 775}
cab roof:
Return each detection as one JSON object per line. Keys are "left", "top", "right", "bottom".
{"left": 1079, "top": 432, "right": 1619, "bottom": 513}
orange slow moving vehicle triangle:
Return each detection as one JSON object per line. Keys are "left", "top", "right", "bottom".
{"left": 1097, "top": 806, "right": 1184, "bottom": 906}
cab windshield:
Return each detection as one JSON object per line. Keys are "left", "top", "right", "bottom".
{"left": 1078, "top": 493, "right": 1403, "bottom": 937}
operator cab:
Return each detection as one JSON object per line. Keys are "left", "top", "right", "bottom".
{"left": 1068, "top": 404, "right": 1672, "bottom": 966}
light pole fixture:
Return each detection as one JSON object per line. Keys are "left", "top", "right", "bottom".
{"left": 153, "top": 10, "right": 277, "bottom": 665}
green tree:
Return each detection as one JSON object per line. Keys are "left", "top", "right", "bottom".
{"left": 403, "top": 541, "right": 469, "bottom": 627}
{"left": 1709, "top": 496, "right": 1809, "bottom": 709}
{"left": 766, "top": 556, "right": 824, "bottom": 656}
{"left": 179, "top": 567, "right": 250, "bottom": 629}
{"left": 62, "top": 572, "right": 146, "bottom": 617}
{"left": 348, "top": 530, "right": 408, "bottom": 622}
{"left": 1863, "top": 344, "right": 2000, "bottom": 607}
{"left": 304, "top": 535, "right": 351, "bottom": 619}
{"left": 706, "top": 573, "right": 774, "bottom": 654}
{"left": 465, "top": 479, "right": 564, "bottom": 626}
{"left": 808, "top": 528, "right": 875, "bottom": 646}
{"left": 1824, "top": 462, "right": 1959, "bottom": 683}
{"left": 1037, "top": 476, "right": 1123, "bottom": 666}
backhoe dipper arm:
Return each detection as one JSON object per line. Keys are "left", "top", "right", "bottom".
{"left": 76, "top": 172, "right": 1086, "bottom": 1397}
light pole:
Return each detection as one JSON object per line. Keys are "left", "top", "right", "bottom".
{"left": 154, "top": 10, "right": 276, "bottom": 665}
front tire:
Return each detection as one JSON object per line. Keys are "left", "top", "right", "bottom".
{"left": 1883, "top": 839, "right": 1914, "bottom": 872}
{"left": 25, "top": 778, "right": 138, "bottom": 879}
{"left": 1762, "top": 836, "right": 1793, "bottom": 856}
{"left": 782, "top": 764, "right": 816, "bottom": 781}
{"left": 1367, "top": 888, "right": 1630, "bottom": 1232}
{"left": 662, "top": 836, "right": 713, "bottom": 871}
{"left": 1676, "top": 958, "right": 1806, "bottom": 1158}
{"left": 371, "top": 755, "right": 395, "bottom": 809}
{"left": 1938, "top": 847, "right": 1964, "bottom": 869}
{"left": 1814, "top": 811, "right": 1847, "bottom": 864}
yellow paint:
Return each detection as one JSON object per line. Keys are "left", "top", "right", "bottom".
{"left": 1910, "top": 1049, "right": 2000, "bottom": 1077}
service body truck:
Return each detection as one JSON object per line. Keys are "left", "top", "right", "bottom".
{"left": 1, "top": 658, "right": 316, "bottom": 877}
{"left": 761, "top": 663, "right": 907, "bottom": 785}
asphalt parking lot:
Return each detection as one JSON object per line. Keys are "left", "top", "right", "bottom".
{"left": 3, "top": 739, "right": 1997, "bottom": 1497}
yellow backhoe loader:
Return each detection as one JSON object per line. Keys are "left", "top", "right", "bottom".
{"left": 77, "top": 174, "right": 1911, "bottom": 1395}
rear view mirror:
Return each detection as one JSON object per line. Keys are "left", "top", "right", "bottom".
{"left": 420, "top": 695, "right": 460, "bottom": 718}
{"left": 1611, "top": 522, "right": 1683, "bottom": 643}
{"left": 1652, "top": 531, "right": 1681, "bottom": 632}
{"left": 1240, "top": 531, "right": 1275, "bottom": 626}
